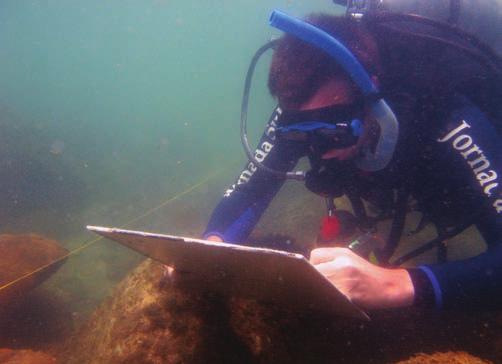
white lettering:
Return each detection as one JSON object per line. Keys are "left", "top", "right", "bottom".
{"left": 478, "top": 170, "right": 498, "bottom": 186}
{"left": 437, "top": 120, "right": 471, "bottom": 143}
{"left": 468, "top": 155, "right": 491, "bottom": 174}
{"left": 494, "top": 199, "right": 502, "bottom": 213}
{"left": 265, "top": 126, "right": 276, "bottom": 140}
{"left": 224, "top": 184, "right": 236, "bottom": 197}
{"left": 262, "top": 141, "right": 273, "bottom": 153}
{"left": 438, "top": 119, "right": 501, "bottom": 214}
{"left": 223, "top": 124, "right": 276, "bottom": 197}
{"left": 460, "top": 145, "right": 482, "bottom": 159}
{"left": 255, "top": 149, "right": 267, "bottom": 163}
{"left": 484, "top": 183, "right": 499, "bottom": 197}
{"left": 452, "top": 135, "right": 472, "bottom": 150}
{"left": 237, "top": 170, "right": 253, "bottom": 185}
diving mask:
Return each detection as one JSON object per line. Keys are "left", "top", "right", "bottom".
{"left": 275, "top": 105, "right": 364, "bottom": 154}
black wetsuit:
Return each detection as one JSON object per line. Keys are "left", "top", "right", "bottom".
{"left": 204, "top": 89, "right": 502, "bottom": 310}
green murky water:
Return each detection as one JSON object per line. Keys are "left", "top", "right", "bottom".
{"left": 0, "top": 0, "right": 335, "bottom": 357}
{"left": 0, "top": 1, "right": 498, "bottom": 363}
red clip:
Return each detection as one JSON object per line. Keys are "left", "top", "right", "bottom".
{"left": 319, "top": 215, "right": 341, "bottom": 242}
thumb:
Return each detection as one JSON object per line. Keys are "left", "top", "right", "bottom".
{"left": 310, "top": 247, "right": 346, "bottom": 265}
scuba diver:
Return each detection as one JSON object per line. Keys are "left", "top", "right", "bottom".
{"left": 203, "top": 0, "right": 502, "bottom": 311}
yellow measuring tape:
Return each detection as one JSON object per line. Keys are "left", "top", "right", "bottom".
{"left": 0, "top": 168, "right": 225, "bottom": 294}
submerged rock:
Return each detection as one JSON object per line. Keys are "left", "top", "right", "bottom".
{"left": 0, "top": 348, "right": 56, "bottom": 364}
{"left": 0, "top": 234, "right": 68, "bottom": 308}
{"left": 66, "top": 259, "right": 500, "bottom": 364}
{"left": 395, "top": 351, "right": 492, "bottom": 364}
{"left": 65, "top": 260, "right": 243, "bottom": 364}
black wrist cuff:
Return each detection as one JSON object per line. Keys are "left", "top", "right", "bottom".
{"left": 407, "top": 268, "right": 436, "bottom": 308}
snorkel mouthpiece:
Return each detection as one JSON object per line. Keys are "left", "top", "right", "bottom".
{"left": 269, "top": 10, "right": 399, "bottom": 172}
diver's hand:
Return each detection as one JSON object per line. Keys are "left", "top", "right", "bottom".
{"left": 162, "top": 235, "right": 222, "bottom": 285}
{"left": 162, "top": 235, "right": 223, "bottom": 281}
{"left": 206, "top": 235, "right": 223, "bottom": 242}
{"left": 310, "top": 247, "right": 414, "bottom": 310}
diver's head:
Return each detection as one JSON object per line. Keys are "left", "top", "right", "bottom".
{"left": 268, "top": 14, "right": 381, "bottom": 109}
{"left": 268, "top": 14, "right": 382, "bottom": 161}
{"left": 240, "top": 11, "right": 398, "bottom": 179}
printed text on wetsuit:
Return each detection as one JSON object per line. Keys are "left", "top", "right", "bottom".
{"left": 438, "top": 119, "right": 502, "bottom": 214}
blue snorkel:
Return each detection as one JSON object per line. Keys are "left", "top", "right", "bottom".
{"left": 269, "top": 10, "right": 399, "bottom": 172}
{"left": 269, "top": 10, "right": 378, "bottom": 96}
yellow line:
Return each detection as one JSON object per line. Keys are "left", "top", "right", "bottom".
{"left": 0, "top": 168, "right": 225, "bottom": 294}
{"left": 0, "top": 238, "right": 101, "bottom": 293}
{"left": 119, "top": 171, "right": 218, "bottom": 229}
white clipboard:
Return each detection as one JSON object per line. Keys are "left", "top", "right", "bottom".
{"left": 87, "top": 226, "right": 369, "bottom": 320}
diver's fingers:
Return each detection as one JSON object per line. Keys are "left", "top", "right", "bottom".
{"left": 161, "top": 264, "right": 190, "bottom": 285}
{"left": 167, "top": 267, "right": 199, "bottom": 291}
{"left": 205, "top": 235, "right": 223, "bottom": 242}
{"left": 162, "top": 264, "right": 175, "bottom": 278}
{"left": 309, "top": 247, "right": 351, "bottom": 265}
